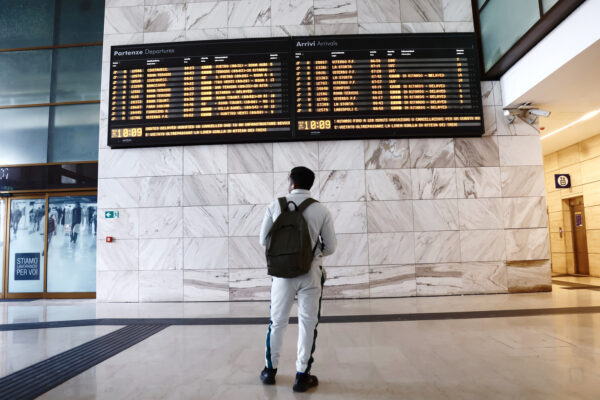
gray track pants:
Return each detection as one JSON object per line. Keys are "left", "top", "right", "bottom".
{"left": 265, "top": 261, "right": 325, "bottom": 373}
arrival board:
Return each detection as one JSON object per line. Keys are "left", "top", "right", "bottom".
{"left": 108, "top": 34, "right": 483, "bottom": 148}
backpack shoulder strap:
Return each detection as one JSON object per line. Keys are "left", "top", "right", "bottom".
{"left": 297, "top": 198, "right": 318, "bottom": 213}
{"left": 277, "top": 197, "right": 287, "bottom": 212}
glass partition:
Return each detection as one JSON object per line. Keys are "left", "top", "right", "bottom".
{"left": 48, "top": 104, "right": 100, "bottom": 162}
{"left": 7, "top": 198, "right": 46, "bottom": 293}
{"left": 46, "top": 195, "right": 97, "bottom": 293}
{"left": 0, "top": 199, "right": 5, "bottom": 294}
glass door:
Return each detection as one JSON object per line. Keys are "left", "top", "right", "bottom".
{"left": 6, "top": 197, "right": 46, "bottom": 295}
{"left": 0, "top": 198, "right": 5, "bottom": 296}
{"left": 46, "top": 195, "right": 97, "bottom": 293}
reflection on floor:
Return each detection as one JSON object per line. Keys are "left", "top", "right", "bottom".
{"left": 1, "top": 276, "right": 600, "bottom": 399}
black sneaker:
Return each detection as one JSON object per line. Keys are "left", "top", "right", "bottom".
{"left": 293, "top": 372, "right": 319, "bottom": 392}
{"left": 260, "top": 367, "right": 277, "bottom": 385}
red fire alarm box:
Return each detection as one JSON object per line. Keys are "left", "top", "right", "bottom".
{"left": 106, "top": 236, "right": 114, "bottom": 243}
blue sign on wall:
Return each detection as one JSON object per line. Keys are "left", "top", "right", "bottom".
{"left": 555, "top": 174, "right": 571, "bottom": 189}
{"left": 14, "top": 253, "right": 40, "bottom": 280}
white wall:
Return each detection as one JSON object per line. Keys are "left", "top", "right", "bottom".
{"left": 96, "top": 0, "right": 551, "bottom": 302}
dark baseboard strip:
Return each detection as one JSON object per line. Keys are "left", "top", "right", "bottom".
{"left": 0, "top": 324, "right": 167, "bottom": 400}
{"left": 552, "top": 280, "right": 600, "bottom": 289}
{"left": 2, "top": 306, "right": 600, "bottom": 332}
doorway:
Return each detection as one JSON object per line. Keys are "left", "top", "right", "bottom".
{"left": 568, "top": 196, "right": 589, "bottom": 275}
{"left": 1, "top": 192, "right": 97, "bottom": 299}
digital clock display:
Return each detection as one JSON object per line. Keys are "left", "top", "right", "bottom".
{"left": 108, "top": 33, "right": 483, "bottom": 148}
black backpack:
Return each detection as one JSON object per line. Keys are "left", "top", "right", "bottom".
{"left": 265, "top": 197, "right": 319, "bottom": 278}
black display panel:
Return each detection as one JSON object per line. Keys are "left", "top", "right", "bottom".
{"left": 108, "top": 34, "right": 483, "bottom": 148}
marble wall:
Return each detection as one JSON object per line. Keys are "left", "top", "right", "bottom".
{"left": 97, "top": 0, "right": 551, "bottom": 302}
{"left": 544, "top": 133, "right": 600, "bottom": 276}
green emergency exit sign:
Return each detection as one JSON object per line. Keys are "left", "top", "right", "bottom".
{"left": 104, "top": 211, "right": 119, "bottom": 219}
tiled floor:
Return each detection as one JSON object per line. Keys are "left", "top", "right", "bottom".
{"left": 2, "top": 277, "right": 600, "bottom": 399}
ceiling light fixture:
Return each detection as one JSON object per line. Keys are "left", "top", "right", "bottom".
{"left": 541, "top": 109, "right": 600, "bottom": 140}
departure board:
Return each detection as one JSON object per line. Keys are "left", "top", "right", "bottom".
{"left": 108, "top": 34, "right": 483, "bottom": 148}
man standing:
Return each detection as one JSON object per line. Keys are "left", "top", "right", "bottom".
{"left": 259, "top": 166, "right": 336, "bottom": 392}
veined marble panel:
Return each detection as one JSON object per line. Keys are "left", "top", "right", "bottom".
{"left": 183, "top": 206, "right": 228, "bottom": 237}
{"left": 416, "top": 263, "right": 462, "bottom": 296}
{"left": 367, "top": 201, "right": 413, "bottom": 232}
{"left": 274, "top": 172, "right": 320, "bottom": 199}
{"left": 368, "top": 232, "right": 414, "bottom": 265}
{"left": 184, "top": 270, "right": 229, "bottom": 301}
{"left": 411, "top": 168, "right": 457, "bottom": 199}
{"left": 442, "top": 0, "right": 472, "bottom": 22}
{"left": 183, "top": 237, "right": 228, "bottom": 270}
{"left": 414, "top": 231, "right": 460, "bottom": 264}
{"left": 358, "top": 22, "right": 403, "bottom": 33}
{"left": 186, "top": 1, "right": 228, "bottom": 30}
{"left": 228, "top": 205, "right": 267, "bottom": 236}
{"left": 185, "top": 28, "right": 228, "bottom": 41}
{"left": 412, "top": 200, "right": 459, "bottom": 231}
{"left": 229, "top": 269, "right": 271, "bottom": 301}
{"left": 183, "top": 174, "right": 227, "bottom": 206}
{"left": 229, "top": 236, "right": 266, "bottom": 269}
{"left": 138, "top": 176, "right": 182, "bottom": 207}
{"left": 400, "top": 0, "right": 443, "bottom": 22}
{"left": 456, "top": 167, "right": 501, "bottom": 198}
{"left": 319, "top": 170, "right": 366, "bottom": 202}
{"left": 273, "top": 142, "right": 318, "bottom": 172}
{"left": 139, "top": 207, "right": 183, "bottom": 239}
{"left": 315, "top": 23, "right": 358, "bottom": 34}
{"left": 323, "top": 234, "right": 368, "bottom": 266}
{"left": 98, "top": 178, "right": 140, "bottom": 208}
{"left": 228, "top": 173, "right": 273, "bottom": 205}
{"left": 483, "top": 106, "right": 497, "bottom": 136}
{"left": 357, "top": 0, "right": 400, "bottom": 23}
{"left": 493, "top": 106, "right": 512, "bottom": 136}
{"left": 364, "top": 139, "right": 410, "bottom": 169}
{"left": 442, "top": 21, "right": 474, "bottom": 32}
{"left": 460, "top": 230, "right": 505, "bottom": 262}
{"left": 139, "top": 271, "right": 183, "bottom": 302}
{"left": 492, "top": 81, "right": 503, "bottom": 106}
{"left": 228, "top": 143, "right": 273, "bottom": 173}
{"left": 409, "top": 138, "right": 455, "bottom": 168}
{"left": 326, "top": 202, "right": 368, "bottom": 234}
{"left": 499, "top": 136, "right": 544, "bottom": 166}
{"left": 99, "top": 117, "right": 108, "bottom": 150}
{"left": 503, "top": 197, "right": 548, "bottom": 229}
{"left": 369, "top": 265, "right": 416, "bottom": 297}
{"left": 481, "top": 82, "right": 494, "bottom": 107}
{"left": 322, "top": 266, "right": 369, "bottom": 299}
{"left": 505, "top": 228, "right": 550, "bottom": 261}
{"left": 97, "top": 208, "right": 139, "bottom": 239}
{"left": 366, "top": 169, "right": 412, "bottom": 200}
{"left": 506, "top": 260, "right": 552, "bottom": 293}
{"left": 314, "top": 0, "right": 358, "bottom": 24}
{"left": 106, "top": 0, "right": 143, "bottom": 7}
{"left": 319, "top": 140, "right": 365, "bottom": 170}
{"left": 227, "top": 26, "right": 272, "bottom": 38}
{"left": 457, "top": 198, "right": 503, "bottom": 230}
{"left": 183, "top": 145, "right": 227, "bottom": 175}
{"left": 139, "top": 238, "right": 183, "bottom": 270}
{"left": 401, "top": 22, "right": 444, "bottom": 32}
{"left": 461, "top": 261, "right": 507, "bottom": 294}
{"left": 99, "top": 147, "right": 182, "bottom": 178}
{"left": 227, "top": 0, "right": 271, "bottom": 27}
{"left": 97, "top": 271, "right": 138, "bottom": 302}
{"left": 144, "top": 4, "right": 185, "bottom": 32}
{"left": 510, "top": 116, "right": 540, "bottom": 136}
{"left": 271, "top": 0, "right": 313, "bottom": 25}
{"left": 144, "top": 0, "right": 183, "bottom": 5}
{"left": 143, "top": 30, "right": 185, "bottom": 43}
{"left": 501, "top": 166, "right": 545, "bottom": 197}
{"left": 271, "top": 25, "right": 315, "bottom": 36}
{"left": 104, "top": 6, "right": 144, "bottom": 34}
{"left": 97, "top": 239, "right": 139, "bottom": 271}
{"left": 454, "top": 137, "right": 499, "bottom": 167}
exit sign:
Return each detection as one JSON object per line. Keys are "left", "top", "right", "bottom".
{"left": 104, "top": 211, "right": 120, "bottom": 219}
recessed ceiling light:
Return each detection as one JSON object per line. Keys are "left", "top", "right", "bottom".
{"left": 541, "top": 109, "right": 600, "bottom": 140}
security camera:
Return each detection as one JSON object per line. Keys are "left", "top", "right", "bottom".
{"left": 503, "top": 109, "right": 515, "bottom": 124}
{"left": 528, "top": 109, "right": 551, "bottom": 118}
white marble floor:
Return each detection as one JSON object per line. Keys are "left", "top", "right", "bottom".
{"left": 2, "top": 277, "right": 600, "bottom": 399}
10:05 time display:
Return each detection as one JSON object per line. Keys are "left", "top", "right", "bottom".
{"left": 111, "top": 127, "right": 143, "bottom": 138}
{"left": 297, "top": 120, "right": 332, "bottom": 131}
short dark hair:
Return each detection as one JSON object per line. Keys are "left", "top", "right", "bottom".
{"left": 290, "top": 166, "right": 315, "bottom": 190}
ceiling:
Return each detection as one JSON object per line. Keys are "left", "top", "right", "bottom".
{"left": 505, "top": 39, "right": 600, "bottom": 154}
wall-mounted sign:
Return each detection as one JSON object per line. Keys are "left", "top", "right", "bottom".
{"left": 555, "top": 174, "right": 571, "bottom": 188}
{"left": 575, "top": 212, "right": 583, "bottom": 227}
{"left": 108, "top": 33, "right": 483, "bottom": 148}
{"left": 104, "top": 211, "right": 119, "bottom": 219}
{"left": 14, "top": 253, "right": 40, "bottom": 280}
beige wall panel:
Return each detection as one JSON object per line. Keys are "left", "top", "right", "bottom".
{"left": 557, "top": 144, "right": 580, "bottom": 168}
{"left": 584, "top": 205, "right": 600, "bottom": 229}
{"left": 543, "top": 152, "right": 558, "bottom": 171}
{"left": 550, "top": 232, "right": 566, "bottom": 253}
{"left": 580, "top": 134, "right": 600, "bottom": 161}
{"left": 589, "top": 254, "right": 600, "bottom": 276}
{"left": 551, "top": 252, "right": 567, "bottom": 274}
{"left": 566, "top": 252, "right": 576, "bottom": 274}
{"left": 583, "top": 181, "right": 600, "bottom": 206}
{"left": 585, "top": 229, "right": 600, "bottom": 253}
{"left": 548, "top": 211, "right": 563, "bottom": 233}
{"left": 546, "top": 191, "right": 562, "bottom": 213}
{"left": 581, "top": 156, "right": 600, "bottom": 184}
